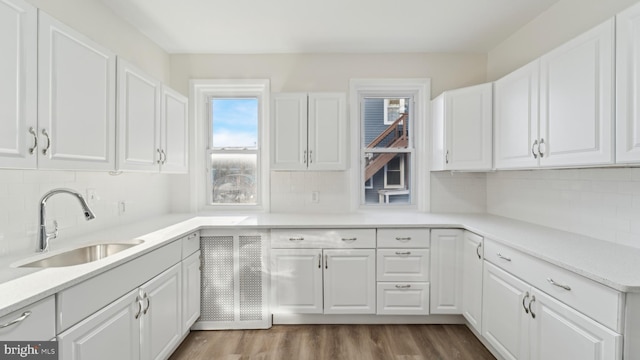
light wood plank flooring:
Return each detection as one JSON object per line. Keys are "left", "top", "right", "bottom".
{"left": 169, "top": 325, "right": 495, "bottom": 360}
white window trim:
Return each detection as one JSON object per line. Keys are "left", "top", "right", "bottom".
{"left": 190, "top": 79, "right": 270, "bottom": 212}
{"left": 349, "top": 78, "right": 430, "bottom": 212}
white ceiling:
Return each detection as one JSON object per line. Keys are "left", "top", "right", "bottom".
{"left": 101, "top": 0, "right": 560, "bottom": 54}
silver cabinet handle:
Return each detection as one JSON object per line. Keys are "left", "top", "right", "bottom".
{"left": 529, "top": 296, "right": 536, "bottom": 319}
{"left": 341, "top": 237, "right": 357, "bottom": 242}
{"left": 188, "top": 233, "right": 198, "bottom": 240}
{"left": 395, "top": 251, "right": 411, "bottom": 255}
{"left": 547, "top": 278, "right": 571, "bottom": 291}
{"left": 531, "top": 139, "right": 538, "bottom": 159}
{"left": 395, "top": 237, "right": 411, "bottom": 241}
{"left": 0, "top": 311, "right": 31, "bottom": 328}
{"left": 445, "top": 150, "right": 449, "bottom": 164}
{"left": 41, "top": 129, "right": 51, "bottom": 155}
{"left": 539, "top": 138, "right": 545, "bottom": 158}
{"left": 324, "top": 254, "right": 328, "bottom": 269}
{"left": 522, "top": 292, "right": 530, "bottom": 314}
{"left": 309, "top": 150, "right": 313, "bottom": 163}
{"left": 318, "top": 253, "right": 321, "bottom": 268}
{"left": 395, "top": 284, "right": 411, "bottom": 289}
{"left": 157, "top": 149, "right": 162, "bottom": 164}
{"left": 497, "top": 253, "right": 512, "bottom": 262}
{"left": 303, "top": 150, "right": 307, "bottom": 165}
{"left": 134, "top": 296, "right": 143, "bottom": 319}
{"left": 143, "top": 292, "right": 150, "bottom": 314}
{"left": 160, "top": 149, "right": 167, "bottom": 164}
{"left": 28, "top": 127, "right": 38, "bottom": 154}
{"left": 289, "top": 237, "right": 304, "bottom": 241}
{"left": 476, "top": 242, "right": 482, "bottom": 260}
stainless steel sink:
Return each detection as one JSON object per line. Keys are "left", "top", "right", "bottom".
{"left": 19, "top": 240, "right": 145, "bottom": 268}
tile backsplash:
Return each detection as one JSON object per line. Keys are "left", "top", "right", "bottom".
{"left": 270, "top": 171, "right": 350, "bottom": 212}
{"left": 0, "top": 169, "right": 171, "bottom": 255}
{"left": 430, "top": 172, "right": 487, "bottom": 213}
{"left": 487, "top": 168, "right": 640, "bottom": 248}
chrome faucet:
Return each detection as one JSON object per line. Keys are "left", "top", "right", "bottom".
{"left": 38, "top": 188, "right": 96, "bottom": 252}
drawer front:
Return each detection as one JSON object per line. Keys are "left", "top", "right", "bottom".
{"left": 377, "top": 249, "right": 430, "bottom": 281}
{"left": 271, "top": 229, "right": 376, "bottom": 248}
{"left": 0, "top": 296, "right": 55, "bottom": 341}
{"left": 376, "top": 282, "right": 429, "bottom": 315}
{"left": 377, "top": 228, "right": 430, "bottom": 248}
{"left": 181, "top": 231, "right": 200, "bottom": 258}
{"left": 485, "top": 239, "right": 622, "bottom": 331}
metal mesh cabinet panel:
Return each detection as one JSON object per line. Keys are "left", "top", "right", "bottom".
{"left": 195, "top": 232, "right": 270, "bottom": 330}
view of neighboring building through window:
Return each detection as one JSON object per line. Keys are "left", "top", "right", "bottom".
{"left": 208, "top": 98, "right": 259, "bottom": 205}
{"left": 362, "top": 97, "right": 412, "bottom": 205}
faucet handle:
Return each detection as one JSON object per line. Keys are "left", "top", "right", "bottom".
{"left": 47, "top": 220, "right": 59, "bottom": 240}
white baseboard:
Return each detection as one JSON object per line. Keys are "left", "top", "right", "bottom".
{"left": 272, "top": 313, "right": 465, "bottom": 325}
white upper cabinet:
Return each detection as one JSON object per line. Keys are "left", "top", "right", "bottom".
{"left": 538, "top": 19, "right": 614, "bottom": 167}
{"left": 0, "top": 0, "right": 37, "bottom": 170}
{"left": 38, "top": 11, "right": 116, "bottom": 171}
{"left": 431, "top": 83, "right": 493, "bottom": 171}
{"left": 494, "top": 60, "right": 540, "bottom": 169}
{"left": 271, "top": 92, "right": 347, "bottom": 171}
{"left": 117, "top": 59, "right": 188, "bottom": 174}
{"left": 160, "top": 86, "right": 188, "bottom": 173}
{"left": 117, "top": 58, "right": 161, "bottom": 172}
{"left": 616, "top": 2, "right": 640, "bottom": 163}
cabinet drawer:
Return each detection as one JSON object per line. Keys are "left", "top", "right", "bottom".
{"left": 377, "top": 249, "right": 430, "bottom": 281}
{"left": 181, "top": 231, "right": 200, "bottom": 258}
{"left": 484, "top": 238, "right": 623, "bottom": 331}
{"left": 376, "top": 282, "right": 429, "bottom": 315}
{"left": 0, "top": 296, "right": 55, "bottom": 341}
{"left": 377, "top": 228, "right": 430, "bottom": 248}
{"left": 271, "top": 229, "right": 375, "bottom": 248}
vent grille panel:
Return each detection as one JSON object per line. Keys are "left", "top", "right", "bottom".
{"left": 201, "top": 235, "right": 235, "bottom": 322}
{"left": 239, "top": 235, "right": 263, "bottom": 321}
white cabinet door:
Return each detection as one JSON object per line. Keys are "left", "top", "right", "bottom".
{"left": 0, "top": 0, "right": 37, "bottom": 169}
{"left": 482, "top": 262, "right": 530, "bottom": 360}
{"left": 376, "top": 249, "right": 430, "bottom": 282}
{"left": 116, "top": 58, "right": 161, "bottom": 171}
{"left": 461, "top": 231, "right": 483, "bottom": 333}
{"left": 38, "top": 12, "right": 116, "bottom": 170}
{"left": 58, "top": 290, "right": 140, "bottom": 360}
{"left": 616, "top": 3, "right": 640, "bottom": 164}
{"left": 140, "top": 263, "right": 182, "bottom": 360}
{"left": 431, "top": 94, "right": 445, "bottom": 171}
{"left": 307, "top": 93, "right": 347, "bottom": 170}
{"left": 444, "top": 83, "right": 493, "bottom": 170}
{"left": 182, "top": 250, "right": 201, "bottom": 333}
{"left": 539, "top": 19, "right": 614, "bottom": 167}
{"left": 271, "top": 93, "right": 308, "bottom": 170}
{"left": 160, "top": 86, "right": 188, "bottom": 173}
{"left": 271, "top": 249, "right": 323, "bottom": 314}
{"left": 376, "top": 282, "right": 429, "bottom": 315}
{"left": 494, "top": 60, "right": 540, "bottom": 169}
{"left": 430, "top": 229, "right": 463, "bottom": 314}
{"left": 324, "top": 249, "right": 376, "bottom": 314}
{"left": 529, "top": 289, "right": 621, "bottom": 360}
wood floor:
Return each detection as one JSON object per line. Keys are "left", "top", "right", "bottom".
{"left": 169, "top": 324, "right": 496, "bottom": 360}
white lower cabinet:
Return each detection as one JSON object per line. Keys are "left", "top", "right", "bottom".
{"left": 483, "top": 262, "right": 621, "bottom": 360}
{"left": 0, "top": 296, "right": 55, "bottom": 341}
{"left": 376, "top": 282, "right": 429, "bottom": 315}
{"left": 59, "top": 263, "right": 182, "bottom": 360}
{"left": 271, "top": 248, "right": 376, "bottom": 315}
{"left": 461, "top": 231, "right": 483, "bottom": 333}
{"left": 181, "top": 250, "right": 201, "bottom": 333}
{"left": 430, "top": 229, "right": 463, "bottom": 314}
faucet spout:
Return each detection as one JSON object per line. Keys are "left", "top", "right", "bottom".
{"left": 38, "top": 188, "right": 96, "bottom": 252}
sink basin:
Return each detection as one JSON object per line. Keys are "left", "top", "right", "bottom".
{"left": 19, "top": 240, "right": 145, "bottom": 268}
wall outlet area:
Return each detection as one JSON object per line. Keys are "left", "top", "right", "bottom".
{"left": 311, "top": 191, "right": 319, "bottom": 203}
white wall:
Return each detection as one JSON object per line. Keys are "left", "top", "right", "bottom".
{"left": 485, "top": 0, "right": 640, "bottom": 248}
{"left": 170, "top": 53, "right": 488, "bottom": 213}
{"left": 487, "top": 0, "right": 639, "bottom": 80}
{"left": 431, "top": 172, "right": 486, "bottom": 213}
{"left": 0, "top": 0, "right": 174, "bottom": 256}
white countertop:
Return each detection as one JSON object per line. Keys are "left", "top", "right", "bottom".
{"left": 1, "top": 211, "right": 640, "bottom": 318}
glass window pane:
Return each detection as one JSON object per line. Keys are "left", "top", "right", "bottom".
{"left": 363, "top": 98, "right": 409, "bottom": 149}
{"left": 211, "top": 98, "right": 258, "bottom": 149}
{"left": 211, "top": 153, "right": 257, "bottom": 204}
{"left": 363, "top": 152, "right": 410, "bottom": 205}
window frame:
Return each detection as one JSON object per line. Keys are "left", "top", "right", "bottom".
{"left": 349, "top": 79, "right": 430, "bottom": 211}
{"left": 383, "top": 155, "right": 405, "bottom": 189}
{"left": 383, "top": 98, "right": 406, "bottom": 125}
{"left": 191, "top": 79, "right": 270, "bottom": 212}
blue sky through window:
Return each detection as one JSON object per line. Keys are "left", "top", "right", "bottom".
{"left": 211, "top": 98, "right": 258, "bottom": 148}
